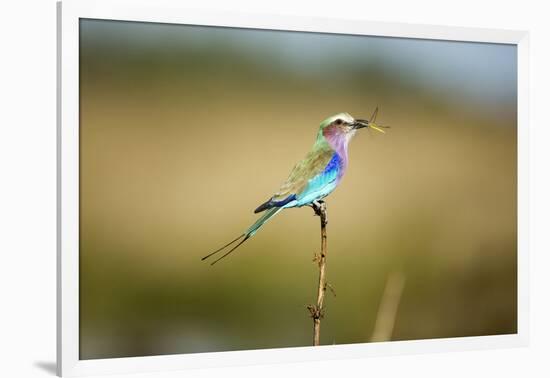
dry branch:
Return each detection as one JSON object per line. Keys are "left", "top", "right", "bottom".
{"left": 308, "top": 201, "right": 328, "bottom": 346}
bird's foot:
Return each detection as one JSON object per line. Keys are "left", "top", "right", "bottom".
{"left": 311, "top": 200, "right": 328, "bottom": 225}
{"left": 311, "top": 200, "right": 326, "bottom": 217}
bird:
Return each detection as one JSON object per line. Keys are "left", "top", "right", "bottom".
{"left": 202, "top": 110, "right": 386, "bottom": 265}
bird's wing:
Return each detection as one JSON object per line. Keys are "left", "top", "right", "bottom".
{"left": 271, "top": 146, "right": 335, "bottom": 202}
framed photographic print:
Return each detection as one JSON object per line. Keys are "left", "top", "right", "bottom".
{"left": 57, "top": 0, "right": 529, "bottom": 376}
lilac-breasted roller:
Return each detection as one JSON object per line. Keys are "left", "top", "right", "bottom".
{"left": 202, "top": 111, "right": 386, "bottom": 265}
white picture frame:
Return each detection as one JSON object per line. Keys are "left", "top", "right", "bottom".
{"left": 57, "top": 0, "right": 529, "bottom": 376}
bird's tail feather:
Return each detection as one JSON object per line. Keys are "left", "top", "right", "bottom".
{"left": 202, "top": 207, "right": 283, "bottom": 265}
{"left": 245, "top": 207, "right": 282, "bottom": 237}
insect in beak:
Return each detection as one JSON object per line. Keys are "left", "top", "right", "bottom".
{"left": 369, "top": 123, "right": 387, "bottom": 134}
{"left": 354, "top": 107, "right": 389, "bottom": 133}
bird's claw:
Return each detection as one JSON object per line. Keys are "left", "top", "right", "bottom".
{"left": 311, "top": 200, "right": 327, "bottom": 218}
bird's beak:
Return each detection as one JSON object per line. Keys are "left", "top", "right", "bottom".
{"left": 352, "top": 119, "right": 369, "bottom": 129}
{"left": 353, "top": 119, "right": 386, "bottom": 134}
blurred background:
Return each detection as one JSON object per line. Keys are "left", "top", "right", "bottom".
{"left": 79, "top": 19, "right": 517, "bottom": 359}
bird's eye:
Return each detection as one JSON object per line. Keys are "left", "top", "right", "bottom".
{"left": 334, "top": 119, "right": 342, "bottom": 125}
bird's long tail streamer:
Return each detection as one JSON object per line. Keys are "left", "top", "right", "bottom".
{"left": 202, "top": 207, "right": 283, "bottom": 265}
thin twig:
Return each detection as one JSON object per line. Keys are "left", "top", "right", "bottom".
{"left": 308, "top": 201, "right": 328, "bottom": 346}
{"left": 371, "top": 271, "right": 406, "bottom": 342}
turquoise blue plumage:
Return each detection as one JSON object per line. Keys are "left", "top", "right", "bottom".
{"left": 202, "top": 111, "right": 384, "bottom": 265}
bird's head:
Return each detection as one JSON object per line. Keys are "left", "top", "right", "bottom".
{"left": 318, "top": 110, "right": 386, "bottom": 145}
